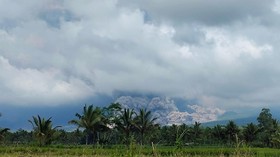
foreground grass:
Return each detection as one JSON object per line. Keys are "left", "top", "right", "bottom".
{"left": 1, "top": 145, "right": 280, "bottom": 157}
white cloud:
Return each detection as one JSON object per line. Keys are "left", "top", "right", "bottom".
{"left": 204, "top": 27, "right": 272, "bottom": 63}
{"left": 273, "top": 0, "right": 280, "bottom": 14}
{"left": 0, "top": 0, "right": 279, "bottom": 114}
{"left": 0, "top": 56, "right": 93, "bottom": 106}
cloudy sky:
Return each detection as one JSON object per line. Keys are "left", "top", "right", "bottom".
{"left": 1, "top": 0, "right": 280, "bottom": 128}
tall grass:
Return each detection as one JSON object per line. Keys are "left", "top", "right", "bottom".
{"left": 1, "top": 144, "right": 280, "bottom": 157}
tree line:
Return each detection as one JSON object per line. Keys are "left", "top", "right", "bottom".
{"left": 1, "top": 104, "right": 280, "bottom": 148}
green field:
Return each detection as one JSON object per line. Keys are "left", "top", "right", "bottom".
{"left": 1, "top": 145, "right": 280, "bottom": 157}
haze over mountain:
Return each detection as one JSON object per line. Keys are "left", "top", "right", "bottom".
{"left": 1, "top": 0, "right": 280, "bottom": 130}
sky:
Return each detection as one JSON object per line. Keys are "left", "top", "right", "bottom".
{"left": 1, "top": 0, "right": 280, "bottom": 129}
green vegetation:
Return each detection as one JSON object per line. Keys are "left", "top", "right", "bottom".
{"left": 0, "top": 113, "right": 10, "bottom": 142}
{"left": 28, "top": 115, "right": 61, "bottom": 146}
{"left": 68, "top": 104, "right": 110, "bottom": 145}
{"left": 1, "top": 106, "right": 280, "bottom": 156}
{"left": 1, "top": 145, "right": 280, "bottom": 157}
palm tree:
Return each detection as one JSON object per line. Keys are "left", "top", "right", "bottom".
{"left": 192, "top": 122, "right": 202, "bottom": 143}
{"left": 69, "top": 105, "right": 108, "bottom": 145}
{"left": 102, "top": 103, "right": 122, "bottom": 125}
{"left": 270, "top": 119, "right": 280, "bottom": 148}
{"left": 271, "top": 126, "right": 280, "bottom": 148}
{"left": 0, "top": 128, "right": 10, "bottom": 141}
{"left": 175, "top": 124, "right": 188, "bottom": 149}
{"left": 28, "top": 115, "right": 61, "bottom": 146}
{"left": 243, "top": 123, "right": 258, "bottom": 144}
{"left": 225, "top": 121, "right": 239, "bottom": 144}
{"left": 212, "top": 124, "right": 226, "bottom": 144}
{"left": 115, "top": 108, "right": 136, "bottom": 146}
{"left": 134, "top": 108, "right": 157, "bottom": 145}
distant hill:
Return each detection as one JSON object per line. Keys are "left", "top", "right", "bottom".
{"left": 187, "top": 107, "right": 280, "bottom": 127}
{"left": 202, "top": 114, "right": 280, "bottom": 127}
{"left": 202, "top": 107, "right": 280, "bottom": 127}
{"left": 202, "top": 116, "right": 257, "bottom": 127}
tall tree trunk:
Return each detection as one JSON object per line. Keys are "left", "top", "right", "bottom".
{"left": 86, "top": 134, "right": 88, "bottom": 145}
{"left": 141, "top": 131, "right": 144, "bottom": 145}
{"left": 126, "top": 130, "right": 130, "bottom": 147}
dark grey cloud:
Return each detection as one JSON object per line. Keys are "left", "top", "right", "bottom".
{"left": 118, "top": 0, "right": 276, "bottom": 25}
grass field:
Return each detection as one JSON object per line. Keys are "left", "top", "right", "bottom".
{"left": 1, "top": 145, "right": 280, "bottom": 157}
